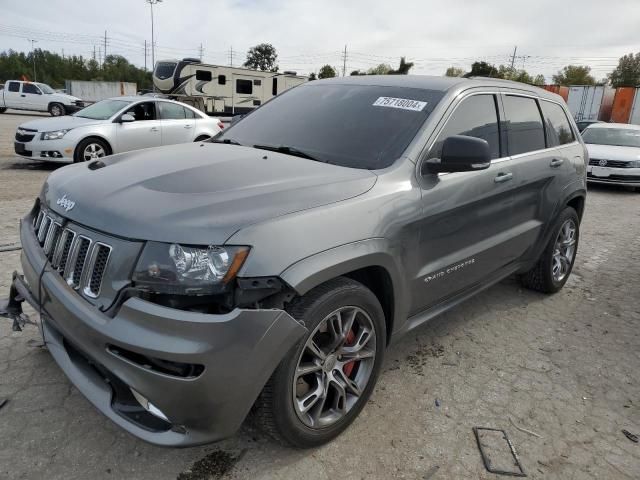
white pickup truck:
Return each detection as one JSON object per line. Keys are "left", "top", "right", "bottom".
{"left": 0, "top": 80, "right": 85, "bottom": 116}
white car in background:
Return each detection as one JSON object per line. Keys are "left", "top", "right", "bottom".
{"left": 583, "top": 123, "right": 640, "bottom": 191}
{"left": 13, "top": 97, "right": 223, "bottom": 163}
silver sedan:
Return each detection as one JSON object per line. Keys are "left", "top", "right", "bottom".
{"left": 13, "top": 97, "right": 223, "bottom": 163}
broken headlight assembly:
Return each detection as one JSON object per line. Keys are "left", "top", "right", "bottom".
{"left": 132, "top": 242, "right": 250, "bottom": 295}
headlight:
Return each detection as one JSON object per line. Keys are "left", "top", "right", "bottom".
{"left": 132, "top": 242, "right": 250, "bottom": 294}
{"left": 41, "top": 129, "right": 70, "bottom": 140}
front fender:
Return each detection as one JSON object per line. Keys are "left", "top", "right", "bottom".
{"left": 279, "top": 238, "right": 409, "bottom": 336}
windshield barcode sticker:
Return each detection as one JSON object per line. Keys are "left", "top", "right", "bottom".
{"left": 372, "top": 97, "right": 427, "bottom": 111}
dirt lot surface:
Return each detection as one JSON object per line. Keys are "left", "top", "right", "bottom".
{"left": 0, "top": 112, "right": 639, "bottom": 480}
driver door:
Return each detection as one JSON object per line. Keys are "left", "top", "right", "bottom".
{"left": 21, "top": 83, "right": 43, "bottom": 110}
{"left": 114, "top": 101, "right": 162, "bottom": 153}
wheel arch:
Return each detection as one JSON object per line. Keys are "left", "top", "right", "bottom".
{"left": 279, "top": 239, "right": 408, "bottom": 344}
{"left": 566, "top": 192, "right": 586, "bottom": 221}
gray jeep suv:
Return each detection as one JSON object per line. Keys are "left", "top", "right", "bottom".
{"left": 5, "top": 75, "right": 586, "bottom": 448}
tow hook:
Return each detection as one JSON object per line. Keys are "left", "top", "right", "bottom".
{"left": 0, "top": 272, "right": 33, "bottom": 332}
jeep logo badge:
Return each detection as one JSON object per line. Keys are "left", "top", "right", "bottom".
{"left": 56, "top": 194, "right": 75, "bottom": 212}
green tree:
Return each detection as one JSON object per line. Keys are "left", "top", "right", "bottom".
{"left": 445, "top": 66, "right": 465, "bottom": 77}
{"left": 308, "top": 72, "right": 317, "bottom": 81}
{"left": 389, "top": 57, "right": 414, "bottom": 75}
{"left": 350, "top": 70, "right": 365, "bottom": 76}
{"left": 243, "top": 43, "right": 278, "bottom": 72}
{"left": 469, "top": 61, "right": 499, "bottom": 77}
{"left": 608, "top": 52, "right": 640, "bottom": 87}
{"left": 552, "top": 65, "right": 595, "bottom": 85}
{"left": 367, "top": 63, "right": 392, "bottom": 75}
{"left": 532, "top": 74, "right": 546, "bottom": 86}
{"left": 318, "top": 65, "right": 337, "bottom": 79}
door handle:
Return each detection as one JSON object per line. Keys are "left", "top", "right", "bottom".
{"left": 494, "top": 172, "right": 513, "bottom": 184}
{"left": 150, "top": 127, "right": 159, "bottom": 132}
{"left": 550, "top": 158, "right": 564, "bottom": 168}
{"left": 184, "top": 124, "right": 193, "bottom": 129}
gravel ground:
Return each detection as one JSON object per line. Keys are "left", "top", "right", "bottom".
{"left": 0, "top": 112, "right": 639, "bottom": 480}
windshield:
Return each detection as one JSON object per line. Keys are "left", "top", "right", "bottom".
{"left": 216, "top": 83, "right": 445, "bottom": 169}
{"left": 155, "top": 62, "right": 177, "bottom": 80}
{"left": 582, "top": 127, "right": 640, "bottom": 148}
{"left": 36, "top": 83, "right": 55, "bottom": 94}
{"left": 73, "top": 99, "right": 131, "bottom": 120}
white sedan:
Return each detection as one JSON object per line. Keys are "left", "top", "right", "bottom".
{"left": 13, "top": 97, "right": 223, "bottom": 163}
{"left": 583, "top": 123, "right": 640, "bottom": 191}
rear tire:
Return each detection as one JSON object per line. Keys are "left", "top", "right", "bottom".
{"left": 0, "top": 107, "right": 6, "bottom": 114}
{"left": 520, "top": 206, "right": 579, "bottom": 293}
{"left": 254, "top": 277, "right": 386, "bottom": 448}
{"left": 49, "top": 103, "right": 65, "bottom": 117}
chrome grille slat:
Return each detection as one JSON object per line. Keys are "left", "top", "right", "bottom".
{"left": 33, "top": 206, "right": 112, "bottom": 299}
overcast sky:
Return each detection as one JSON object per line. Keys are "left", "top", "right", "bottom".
{"left": 1, "top": 0, "right": 638, "bottom": 81}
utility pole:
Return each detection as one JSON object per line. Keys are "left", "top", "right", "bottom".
{"left": 93, "top": 45, "right": 96, "bottom": 62}
{"left": 229, "top": 46, "right": 234, "bottom": 67}
{"left": 104, "top": 30, "right": 108, "bottom": 66}
{"left": 98, "top": 46, "right": 102, "bottom": 66}
{"left": 28, "top": 39, "right": 38, "bottom": 81}
{"left": 62, "top": 48, "right": 65, "bottom": 59}
{"left": 144, "top": 40, "right": 147, "bottom": 71}
{"left": 199, "top": 43, "right": 204, "bottom": 61}
{"left": 342, "top": 44, "right": 347, "bottom": 77}
{"left": 147, "top": 0, "right": 161, "bottom": 73}
{"left": 510, "top": 45, "right": 517, "bottom": 70}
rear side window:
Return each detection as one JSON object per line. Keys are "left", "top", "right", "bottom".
{"left": 196, "top": 70, "right": 212, "bottom": 81}
{"left": 218, "top": 75, "right": 226, "bottom": 85}
{"left": 503, "top": 96, "right": 546, "bottom": 155}
{"left": 430, "top": 94, "right": 501, "bottom": 160}
{"left": 236, "top": 79, "right": 253, "bottom": 94}
{"left": 540, "top": 101, "right": 575, "bottom": 146}
{"left": 159, "top": 102, "right": 186, "bottom": 120}
{"left": 184, "top": 107, "right": 196, "bottom": 119}
{"left": 8, "top": 82, "right": 20, "bottom": 92}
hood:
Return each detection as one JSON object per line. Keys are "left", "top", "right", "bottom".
{"left": 42, "top": 143, "right": 377, "bottom": 245}
{"left": 19, "top": 115, "right": 105, "bottom": 132}
{"left": 52, "top": 93, "right": 81, "bottom": 102}
{"left": 586, "top": 143, "right": 640, "bottom": 162}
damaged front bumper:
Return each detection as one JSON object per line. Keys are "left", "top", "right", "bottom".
{"left": 4, "top": 217, "right": 307, "bottom": 447}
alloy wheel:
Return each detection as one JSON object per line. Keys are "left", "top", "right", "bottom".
{"left": 292, "top": 306, "right": 377, "bottom": 429}
{"left": 552, "top": 218, "right": 577, "bottom": 282}
{"left": 83, "top": 143, "right": 106, "bottom": 161}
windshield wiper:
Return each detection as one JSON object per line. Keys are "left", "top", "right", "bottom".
{"left": 211, "top": 138, "right": 243, "bottom": 146}
{"left": 252, "top": 144, "right": 325, "bottom": 162}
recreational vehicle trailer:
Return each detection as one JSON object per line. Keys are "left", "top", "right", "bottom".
{"left": 153, "top": 58, "right": 307, "bottom": 116}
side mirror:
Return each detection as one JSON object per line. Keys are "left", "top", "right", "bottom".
{"left": 120, "top": 113, "right": 135, "bottom": 123}
{"left": 422, "top": 135, "right": 492, "bottom": 174}
{"left": 230, "top": 114, "right": 245, "bottom": 125}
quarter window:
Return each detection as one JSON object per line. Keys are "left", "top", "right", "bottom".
{"left": 540, "top": 101, "right": 575, "bottom": 146}
{"left": 503, "top": 96, "right": 546, "bottom": 155}
{"left": 8, "top": 82, "right": 20, "bottom": 92}
{"left": 430, "top": 94, "right": 501, "bottom": 160}
{"left": 22, "top": 83, "right": 40, "bottom": 94}
{"left": 196, "top": 70, "right": 212, "bottom": 81}
{"left": 236, "top": 79, "right": 253, "bottom": 95}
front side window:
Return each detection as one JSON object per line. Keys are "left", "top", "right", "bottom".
{"left": 429, "top": 94, "right": 501, "bottom": 160}
{"left": 22, "top": 83, "right": 41, "bottom": 94}
{"left": 8, "top": 82, "right": 20, "bottom": 92}
{"left": 159, "top": 102, "right": 186, "bottom": 120}
{"left": 123, "top": 102, "right": 157, "bottom": 121}
{"left": 36, "top": 83, "right": 55, "bottom": 94}
{"left": 217, "top": 83, "right": 445, "bottom": 169}
{"left": 540, "top": 101, "right": 575, "bottom": 146}
{"left": 236, "top": 79, "right": 253, "bottom": 95}
{"left": 503, "top": 96, "right": 546, "bottom": 155}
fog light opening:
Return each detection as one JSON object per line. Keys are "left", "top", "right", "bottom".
{"left": 130, "top": 388, "right": 170, "bottom": 422}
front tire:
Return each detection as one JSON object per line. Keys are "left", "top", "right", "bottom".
{"left": 49, "top": 103, "right": 65, "bottom": 117}
{"left": 0, "top": 107, "right": 6, "bottom": 114}
{"left": 254, "top": 277, "right": 386, "bottom": 448}
{"left": 74, "top": 137, "right": 110, "bottom": 163}
{"left": 520, "top": 206, "right": 580, "bottom": 293}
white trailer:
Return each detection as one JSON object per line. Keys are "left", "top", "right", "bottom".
{"left": 566, "top": 85, "right": 615, "bottom": 122}
{"left": 64, "top": 80, "right": 137, "bottom": 103}
{"left": 153, "top": 58, "right": 307, "bottom": 116}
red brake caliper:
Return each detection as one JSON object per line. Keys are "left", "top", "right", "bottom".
{"left": 343, "top": 329, "right": 357, "bottom": 377}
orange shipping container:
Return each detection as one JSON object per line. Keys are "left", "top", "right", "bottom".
{"left": 610, "top": 87, "right": 636, "bottom": 123}
{"left": 542, "top": 85, "right": 569, "bottom": 102}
